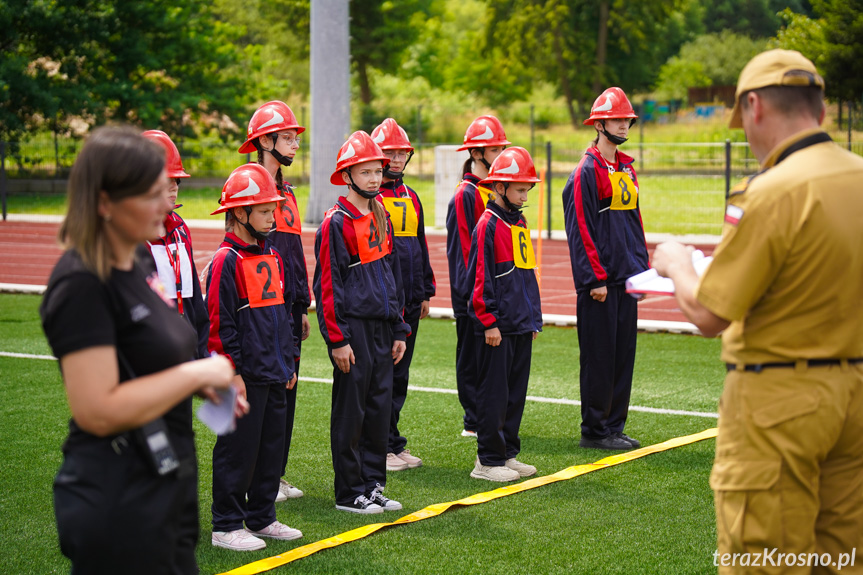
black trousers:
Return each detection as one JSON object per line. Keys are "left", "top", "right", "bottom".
{"left": 474, "top": 332, "right": 533, "bottom": 466}
{"left": 281, "top": 302, "right": 305, "bottom": 477}
{"left": 576, "top": 285, "right": 637, "bottom": 439}
{"left": 54, "top": 437, "right": 199, "bottom": 574}
{"left": 455, "top": 315, "right": 478, "bottom": 431}
{"left": 330, "top": 317, "right": 393, "bottom": 506}
{"left": 389, "top": 301, "right": 421, "bottom": 454}
{"left": 212, "top": 383, "right": 286, "bottom": 532}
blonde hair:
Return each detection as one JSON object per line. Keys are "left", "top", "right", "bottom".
{"left": 369, "top": 198, "right": 387, "bottom": 242}
{"left": 59, "top": 126, "right": 165, "bottom": 281}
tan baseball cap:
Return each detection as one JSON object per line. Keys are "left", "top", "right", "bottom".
{"left": 729, "top": 49, "right": 824, "bottom": 128}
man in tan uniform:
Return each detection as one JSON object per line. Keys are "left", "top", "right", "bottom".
{"left": 653, "top": 49, "right": 863, "bottom": 573}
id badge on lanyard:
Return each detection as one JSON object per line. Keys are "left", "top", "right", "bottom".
{"left": 353, "top": 213, "right": 389, "bottom": 264}
{"left": 511, "top": 225, "right": 536, "bottom": 269}
{"left": 150, "top": 240, "right": 193, "bottom": 312}
{"left": 241, "top": 254, "right": 285, "bottom": 308}
{"left": 275, "top": 194, "right": 302, "bottom": 235}
{"left": 609, "top": 171, "right": 638, "bottom": 210}
{"left": 381, "top": 196, "right": 418, "bottom": 237}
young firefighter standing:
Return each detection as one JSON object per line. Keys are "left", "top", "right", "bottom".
{"left": 562, "top": 87, "right": 648, "bottom": 451}
{"left": 207, "top": 164, "right": 303, "bottom": 551}
{"left": 468, "top": 147, "right": 542, "bottom": 482}
{"left": 314, "top": 131, "right": 409, "bottom": 513}
{"left": 239, "top": 100, "right": 309, "bottom": 502}
{"left": 371, "top": 118, "right": 435, "bottom": 472}
{"left": 142, "top": 130, "right": 209, "bottom": 360}
{"left": 446, "top": 115, "right": 511, "bottom": 438}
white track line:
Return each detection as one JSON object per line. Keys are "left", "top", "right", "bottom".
{"left": 2, "top": 352, "right": 718, "bottom": 419}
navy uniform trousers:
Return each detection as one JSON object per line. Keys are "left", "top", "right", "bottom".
{"left": 330, "top": 317, "right": 393, "bottom": 506}
{"left": 474, "top": 332, "right": 533, "bottom": 466}
{"left": 212, "top": 383, "right": 286, "bottom": 532}
{"left": 576, "top": 285, "right": 637, "bottom": 439}
{"left": 389, "top": 301, "right": 421, "bottom": 454}
{"left": 455, "top": 315, "right": 478, "bottom": 432}
{"left": 281, "top": 301, "right": 305, "bottom": 476}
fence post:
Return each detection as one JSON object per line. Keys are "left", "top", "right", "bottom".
{"left": 724, "top": 139, "right": 731, "bottom": 200}
{"left": 848, "top": 101, "right": 853, "bottom": 152}
{"left": 545, "top": 141, "right": 552, "bottom": 239}
{"left": 530, "top": 104, "right": 535, "bottom": 160}
{"left": 416, "top": 106, "right": 423, "bottom": 179}
{"left": 1, "top": 141, "right": 6, "bottom": 221}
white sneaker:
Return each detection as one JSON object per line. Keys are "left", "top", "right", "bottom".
{"left": 336, "top": 494, "right": 384, "bottom": 514}
{"left": 212, "top": 529, "right": 266, "bottom": 551}
{"left": 247, "top": 520, "right": 303, "bottom": 541}
{"left": 505, "top": 458, "right": 537, "bottom": 477}
{"left": 470, "top": 459, "right": 519, "bottom": 482}
{"left": 461, "top": 429, "right": 478, "bottom": 438}
{"left": 386, "top": 452, "right": 409, "bottom": 471}
{"left": 369, "top": 484, "right": 403, "bottom": 511}
{"left": 395, "top": 449, "right": 422, "bottom": 468}
{"left": 276, "top": 478, "right": 304, "bottom": 502}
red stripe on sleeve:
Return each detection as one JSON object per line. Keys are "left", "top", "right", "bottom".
{"left": 205, "top": 250, "right": 234, "bottom": 368}
{"left": 472, "top": 214, "right": 496, "bottom": 328}
{"left": 454, "top": 188, "right": 473, "bottom": 269}
{"left": 574, "top": 163, "right": 607, "bottom": 282}
{"left": 318, "top": 215, "right": 345, "bottom": 344}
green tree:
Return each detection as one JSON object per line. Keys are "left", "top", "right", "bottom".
{"left": 658, "top": 31, "right": 766, "bottom": 88}
{"left": 701, "top": 0, "right": 813, "bottom": 37}
{"left": 0, "top": 0, "right": 250, "bottom": 141}
{"left": 811, "top": 0, "right": 863, "bottom": 103}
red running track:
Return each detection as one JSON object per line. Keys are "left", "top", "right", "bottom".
{"left": 0, "top": 220, "right": 712, "bottom": 324}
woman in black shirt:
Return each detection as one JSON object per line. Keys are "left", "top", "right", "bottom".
{"left": 40, "top": 126, "right": 237, "bottom": 574}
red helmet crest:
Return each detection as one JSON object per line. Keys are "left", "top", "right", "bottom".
{"left": 584, "top": 87, "right": 638, "bottom": 125}
{"left": 480, "top": 147, "right": 541, "bottom": 185}
{"left": 456, "top": 115, "right": 511, "bottom": 151}
{"left": 142, "top": 130, "right": 189, "bottom": 178}
{"left": 329, "top": 131, "right": 390, "bottom": 185}
{"left": 239, "top": 101, "right": 305, "bottom": 153}
{"left": 371, "top": 118, "right": 414, "bottom": 152}
{"left": 212, "top": 163, "right": 283, "bottom": 215}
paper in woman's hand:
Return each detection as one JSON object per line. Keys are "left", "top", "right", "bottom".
{"left": 196, "top": 385, "right": 238, "bottom": 436}
{"left": 626, "top": 250, "right": 712, "bottom": 298}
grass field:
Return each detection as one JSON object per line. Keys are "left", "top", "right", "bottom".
{"left": 0, "top": 293, "right": 727, "bottom": 574}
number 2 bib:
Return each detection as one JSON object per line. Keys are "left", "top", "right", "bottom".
{"left": 511, "top": 225, "right": 536, "bottom": 269}
{"left": 609, "top": 172, "right": 638, "bottom": 210}
{"left": 275, "top": 195, "right": 302, "bottom": 235}
{"left": 241, "top": 255, "right": 285, "bottom": 308}
{"left": 381, "top": 196, "right": 418, "bottom": 237}
{"left": 353, "top": 213, "right": 389, "bottom": 264}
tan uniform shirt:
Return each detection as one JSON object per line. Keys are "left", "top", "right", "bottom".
{"left": 696, "top": 128, "right": 863, "bottom": 364}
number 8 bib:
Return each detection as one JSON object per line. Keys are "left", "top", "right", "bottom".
{"left": 609, "top": 172, "right": 638, "bottom": 210}
{"left": 241, "top": 255, "right": 285, "bottom": 308}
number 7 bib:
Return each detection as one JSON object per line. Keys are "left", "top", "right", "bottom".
{"left": 381, "top": 196, "right": 418, "bottom": 236}
{"left": 241, "top": 255, "right": 285, "bottom": 308}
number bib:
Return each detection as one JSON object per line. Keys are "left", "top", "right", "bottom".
{"left": 477, "top": 185, "right": 495, "bottom": 208}
{"left": 511, "top": 225, "right": 536, "bottom": 269}
{"left": 353, "top": 213, "right": 389, "bottom": 264}
{"left": 381, "top": 196, "right": 418, "bottom": 237}
{"left": 241, "top": 255, "right": 285, "bottom": 308}
{"left": 609, "top": 172, "right": 638, "bottom": 210}
{"left": 275, "top": 195, "right": 302, "bottom": 235}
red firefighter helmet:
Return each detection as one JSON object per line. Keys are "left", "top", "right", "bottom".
{"left": 480, "top": 147, "right": 541, "bottom": 185}
{"left": 239, "top": 101, "right": 305, "bottom": 154}
{"left": 371, "top": 118, "right": 414, "bottom": 152}
{"left": 456, "top": 115, "right": 511, "bottom": 151}
{"left": 583, "top": 87, "right": 638, "bottom": 125}
{"left": 211, "top": 163, "right": 283, "bottom": 215}
{"left": 142, "top": 130, "right": 189, "bottom": 178}
{"left": 329, "top": 131, "right": 390, "bottom": 185}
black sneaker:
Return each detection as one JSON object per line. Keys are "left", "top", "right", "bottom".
{"left": 335, "top": 495, "right": 384, "bottom": 514}
{"left": 616, "top": 432, "right": 641, "bottom": 448}
{"left": 369, "top": 486, "right": 403, "bottom": 511}
{"left": 579, "top": 435, "right": 633, "bottom": 450}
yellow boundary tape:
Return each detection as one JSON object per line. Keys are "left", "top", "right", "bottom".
{"left": 220, "top": 427, "right": 718, "bottom": 575}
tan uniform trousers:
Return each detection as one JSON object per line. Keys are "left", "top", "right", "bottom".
{"left": 711, "top": 363, "right": 863, "bottom": 574}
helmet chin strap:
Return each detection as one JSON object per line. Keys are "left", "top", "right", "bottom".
{"left": 498, "top": 183, "right": 526, "bottom": 212}
{"left": 346, "top": 171, "right": 380, "bottom": 199}
{"left": 239, "top": 207, "right": 271, "bottom": 242}
{"left": 598, "top": 120, "right": 629, "bottom": 146}
{"left": 383, "top": 150, "right": 414, "bottom": 180}
{"left": 268, "top": 135, "right": 294, "bottom": 166}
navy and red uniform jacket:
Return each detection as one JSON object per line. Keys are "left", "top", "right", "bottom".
{"left": 446, "top": 173, "right": 493, "bottom": 316}
{"left": 467, "top": 201, "right": 543, "bottom": 336}
{"left": 562, "top": 147, "right": 649, "bottom": 292}
{"left": 205, "top": 232, "right": 297, "bottom": 385}
{"left": 145, "top": 211, "right": 209, "bottom": 359}
{"left": 313, "top": 197, "right": 409, "bottom": 349}
{"left": 377, "top": 179, "right": 436, "bottom": 306}
{"left": 267, "top": 182, "right": 311, "bottom": 311}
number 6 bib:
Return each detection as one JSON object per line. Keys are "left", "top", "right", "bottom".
{"left": 609, "top": 171, "right": 638, "bottom": 210}
{"left": 511, "top": 225, "right": 536, "bottom": 269}
{"left": 241, "top": 255, "right": 285, "bottom": 308}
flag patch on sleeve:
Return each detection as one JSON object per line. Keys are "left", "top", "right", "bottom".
{"left": 725, "top": 205, "right": 744, "bottom": 226}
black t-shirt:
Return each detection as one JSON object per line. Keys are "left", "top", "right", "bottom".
{"left": 40, "top": 249, "right": 198, "bottom": 455}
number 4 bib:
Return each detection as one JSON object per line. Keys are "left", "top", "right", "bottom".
{"left": 241, "top": 255, "right": 285, "bottom": 308}
{"left": 353, "top": 213, "right": 389, "bottom": 264}
{"left": 609, "top": 171, "right": 638, "bottom": 210}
